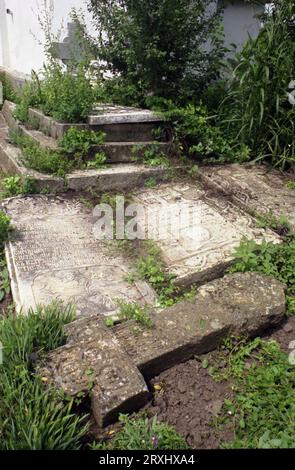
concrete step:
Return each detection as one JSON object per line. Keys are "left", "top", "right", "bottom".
{"left": 0, "top": 123, "right": 173, "bottom": 192}
{"left": 27, "top": 104, "right": 169, "bottom": 142}
{"left": 19, "top": 126, "right": 173, "bottom": 163}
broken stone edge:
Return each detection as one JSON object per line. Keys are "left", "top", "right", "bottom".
{"left": 40, "top": 272, "right": 286, "bottom": 428}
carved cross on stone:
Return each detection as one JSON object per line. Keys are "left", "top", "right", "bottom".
{"left": 51, "top": 22, "right": 84, "bottom": 68}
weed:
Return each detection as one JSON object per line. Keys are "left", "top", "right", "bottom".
{"left": 86, "top": 152, "right": 107, "bottom": 169}
{"left": 91, "top": 414, "right": 188, "bottom": 450}
{"left": 136, "top": 242, "right": 178, "bottom": 307}
{"left": 116, "top": 300, "right": 154, "bottom": 328}
{"left": 229, "top": 237, "right": 295, "bottom": 315}
{"left": 1, "top": 175, "right": 37, "bottom": 198}
{"left": 132, "top": 144, "right": 170, "bottom": 168}
{"left": 0, "top": 256, "right": 10, "bottom": 302}
{"left": 0, "top": 302, "right": 88, "bottom": 449}
{"left": 212, "top": 337, "right": 295, "bottom": 449}
{"left": 145, "top": 177, "right": 157, "bottom": 188}
{"left": 287, "top": 181, "right": 295, "bottom": 190}
{"left": 9, "top": 129, "right": 72, "bottom": 177}
{"left": 0, "top": 212, "right": 11, "bottom": 246}
{"left": 58, "top": 127, "right": 105, "bottom": 159}
{"left": 255, "top": 210, "right": 292, "bottom": 236}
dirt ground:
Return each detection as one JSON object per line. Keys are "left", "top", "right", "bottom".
{"left": 144, "top": 315, "right": 295, "bottom": 449}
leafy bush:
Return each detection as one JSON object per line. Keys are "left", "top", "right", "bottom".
{"left": 91, "top": 414, "right": 188, "bottom": 450}
{"left": 219, "top": 0, "right": 295, "bottom": 169}
{"left": 15, "top": 64, "right": 96, "bottom": 124}
{"left": 87, "top": 0, "right": 225, "bottom": 104}
{"left": 150, "top": 100, "right": 249, "bottom": 163}
{"left": 213, "top": 337, "right": 295, "bottom": 449}
{"left": 0, "top": 302, "right": 88, "bottom": 450}
{"left": 229, "top": 237, "right": 295, "bottom": 315}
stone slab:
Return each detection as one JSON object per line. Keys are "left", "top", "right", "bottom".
{"left": 28, "top": 106, "right": 167, "bottom": 142}
{"left": 3, "top": 196, "right": 156, "bottom": 317}
{"left": 198, "top": 164, "right": 295, "bottom": 228}
{"left": 39, "top": 317, "right": 149, "bottom": 427}
{"left": 133, "top": 183, "right": 280, "bottom": 287}
{"left": 88, "top": 105, "right": 163, "bottom": 125}
{"left": 114, "top": 273, "right": 286, "bottom": 378}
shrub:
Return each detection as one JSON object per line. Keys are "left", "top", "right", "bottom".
{"left": 86, "top": 0, "right": 225, "bottom": 105}
{"left": 91, "top": 414, "right": 188, "bottom": 450}
{"left": 15, "top": 64, "right": 96, "bottom": 124}
{"left": 219, "top": 0, "right": 295, "bottom": 169}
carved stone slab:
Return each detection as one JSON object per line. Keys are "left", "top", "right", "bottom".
{"left": 134, "top": 183, "right": 280, "bottom": 286}
{"left": 199, "top": 164, "right": 295, "bottom": 227}
{"left": 114, "top": 273, "right": 286, "bottom": 378}
{"left": 3, "top": 196, "right": 156, "bottom": 317}
{"left": 39, "top": 316, "right": 149, "bottom": 427}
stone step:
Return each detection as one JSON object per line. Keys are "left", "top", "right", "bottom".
{"left": 18, "top": 125, "right": 172, "bottom": 164}
{"left": 28, "top": 105, "right": 168, "bottom": 142}
{"left": 0, "top": 124, "right": 172, "bottom": 192}
{"left": 39, "top": 316, "right": 149, "bottom": 427}
{"left": 39, "top": 272, "right": 286, "bottom": 427}
{"left": 133, "top": 183, "right": 280, "bottom": 288}
{"left": 3, "top": 195, "right": 157, "bottom": 317}
{"left": 198, "top": 164, "right": 295, "bottom": 229}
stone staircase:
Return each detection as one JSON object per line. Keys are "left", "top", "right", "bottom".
{"left": 1, "top": 99, "right": 294, "bottom": 430}
{"left": 0, "top": 100, "right": 174, "bottom": 192}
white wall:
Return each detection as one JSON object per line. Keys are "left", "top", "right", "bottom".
{"left": 0, "top": 0, "right": 92, "bottom": 74}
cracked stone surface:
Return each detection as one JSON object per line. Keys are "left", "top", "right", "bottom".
{"left": 134, "top": 183, "right": 280, "bottom": 286}
{"left": 198, "top": 164, "right": 295, "bottom": 228}
{"left": 39, "top": 316, "right": 149, "bottom": 427}
{"left": 88, "top": 104, "right": 163, "bottom": 125}
{"left": 114, "top": 272, "right": 286, "bottom": 378}
{"left": 3, "top": 196, "right": 156, "bottom": 317}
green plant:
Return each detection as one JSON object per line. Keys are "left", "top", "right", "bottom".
{"left": 1, "top": 175, "right": 37, "bottom": 198}
{"left": 132, "top": 144, "right": 170, "bottom": 167}
{"left": 287, "top": 181, "right": 295, "bottom": 190}
{"left": 158, "top": 102, "right": 249, "bottom": 163}
{"left": 87, "top": 152, "right": 107, "bottom": 169}
{"left": 58, "top": 127, "right": 105, "bottom": 157}
{"left": 15, "top": 64, "right": 96, "bottom": 124}
{"left": 0, "top": 256, "right": 10, "bottom": 302}
{"left": 212, "top": 337, "right": 295, "bottom": 449}
{"left": 0, "top": 212, "right": 11, "bottom": 246}
{"left": 91, "top": 414, "right": 188, "bottom": 450}
{"left": 116, "top": 300, "right": 154, "bottom": 328}
{"left": 255, "top": 210, "right": 293, "bottom": 236}
{"left": 145, "top": 177, "right": 157, "bottom": 188}
{"left": 9, "top": 129, "right": 73, "bottom": 176}
{"left": 220, "top": 0, "right": 295, "bottom": 169}
{"left": 0, "top": 72, "right": 18, "bottom": 103}
{"left": 136, "top": 242, "right": 178, "bottom": 307}
{"left": 0, "top": 302, "right": 88, "bottom": 450}
{"left": 229, "top": 237, "right": 295, "bottom": 315}
{"left": 87, "top": 0, "right": 225, "bottom": 105}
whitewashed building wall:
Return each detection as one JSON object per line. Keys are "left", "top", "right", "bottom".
{"left": 0, "top": 0, "right": 265, "bottom": 77}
